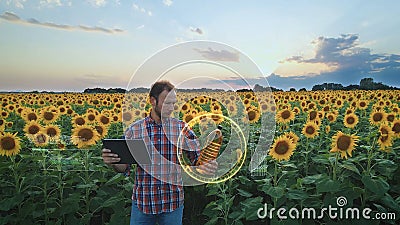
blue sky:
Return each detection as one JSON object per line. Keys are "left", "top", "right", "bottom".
{"left": 0, "top": 0, "right": 399, "bottom": 91}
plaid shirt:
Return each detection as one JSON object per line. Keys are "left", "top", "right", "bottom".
{"left": 125, "top": 116, "right": 199, "bottom": 214}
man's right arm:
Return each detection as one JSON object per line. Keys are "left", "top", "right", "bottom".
{"left": 102, "top": 148, "right": 128, "bottom": 173}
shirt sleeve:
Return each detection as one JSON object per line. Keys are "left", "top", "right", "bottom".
{"left": 182, "top": 126, "right": 200, "bottom": 166}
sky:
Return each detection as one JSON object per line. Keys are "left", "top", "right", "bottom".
{"left": 0, "top": 0, "right": 399, "bottom": 92}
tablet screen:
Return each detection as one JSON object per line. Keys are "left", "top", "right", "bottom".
{"left": 102, "top": 139, "right": 151, "bottom": 164}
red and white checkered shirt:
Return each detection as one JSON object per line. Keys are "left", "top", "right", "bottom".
{"left": 125, "top": 116, "right": 199, "bottom": 214}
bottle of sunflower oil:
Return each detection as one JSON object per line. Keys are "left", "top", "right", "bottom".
{"left": 196, "top": 125, "right": 223, "bottom": 166}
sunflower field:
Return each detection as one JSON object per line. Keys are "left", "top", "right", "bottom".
{"left": 0, "top": 90, "right": 399, "bottom": 225}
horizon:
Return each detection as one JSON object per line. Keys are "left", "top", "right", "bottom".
{"left": 1, "top": 1, "right": 400, "bottom": 92}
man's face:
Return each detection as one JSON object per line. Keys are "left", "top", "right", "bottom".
{"left": 153, "top": 90, "right": 177, "bottom": 119}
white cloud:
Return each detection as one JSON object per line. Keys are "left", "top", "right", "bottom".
{"left": 163, "top": 0, "right": 173, "bottom": 6}
{"left": 132, "top": 3, "right": 152, "bottom": 16}
{"left": 87, "top": 0, "right": 106, "bottom": 7}
{"left": 39, "top": 0, "right": 63, "bottom": 8}
{"left": 136, "top": 24, "right": 144, "bottom": 29}
{"left": 5, "top": 0, "right": 27, "bottom": 9}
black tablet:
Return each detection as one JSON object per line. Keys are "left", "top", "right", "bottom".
{"left": 102, "top": 139, "right": 151, "bottom": 164}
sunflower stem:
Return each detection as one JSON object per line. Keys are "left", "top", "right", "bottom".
{"left": 333, "top": 151, "right": 339, "bottom": 181}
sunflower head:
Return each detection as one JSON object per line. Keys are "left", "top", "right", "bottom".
{"left": 344, "top": 113, "right": 359, "bottom": 128}
{"left": 302, "top": 121, "right": 320, "bottom": 139}
{"left": 330, "top": 131, "right": 359, "bottom": 159}
{"left": 369, "top": 110, "right": 386, "bottom": 125}
{"left": 276, "top": 109, "right": 295, "bottom": 124}
{"left": 269, "top": 135, "right": 296, "bottom": 161}
{"left": 71, "top": 125, "right": 100, "bottom": 149}
{"left": 0, "top": 132, "right": 21, "bottom": 157}
{"left": 378, "top": 124, "right": 394, "bottom": 151}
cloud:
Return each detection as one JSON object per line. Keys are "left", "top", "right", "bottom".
{"left": 163, "top": 0, "right": 173, "bottom": 6}
{"left": 194, "top": 48, "right": 240, "bottom": 62}
{"left": 272, "top": 34, "right": 400, "bottom": 89}
{"left": 0, "top": 11, "right": 125, "bottom": 34}
{"left": 132, "top": 3, "right": 152, "bottom": 16}
{"left": 4, "top": 0, "right": 26, "bottom": 9}
{"left": 87, "top": 0, "right": 107, "bottom": 7}
{"left": 39, "top": 0, "right": 63, "bottom": 8}
{"left": 190, "top": 27, "right": 203, "bottom": 35}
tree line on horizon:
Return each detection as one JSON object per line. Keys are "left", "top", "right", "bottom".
{"left": 2, "top": 77, "right": 397, "bottom": 94}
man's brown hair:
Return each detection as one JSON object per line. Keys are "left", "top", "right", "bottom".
{"left": 149, "top": 80, "right": 175, "bottom": 103}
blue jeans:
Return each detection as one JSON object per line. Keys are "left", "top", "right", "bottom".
{"left": 130, "top": 202, "right": 184, "bottom": 225}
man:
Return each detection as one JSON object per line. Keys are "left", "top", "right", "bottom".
{"left": 102, "top": 80, "right": 218, "bottom": 225}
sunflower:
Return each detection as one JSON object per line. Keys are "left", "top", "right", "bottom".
{"left": 330, "top": 131, "right": 359, "bottom": 159}
{"left": 97, "top": 114, "right": 111, "bottom": 126}
{"left": 247, "top": 108, "right": 261, "bottom": 123}
{"left": 43, "top": 124, "right": 61, "bottom": 142}
{"left": 72, "top": 115, "right": 86, "bottom": 127}
{"left": 182, "top": 113, "right": 195, "bottom": 124}
{"left": 308, "top": 110, "right": 319, "bottom": 121}
{"left": 22, "top": 108, "right": 39, "bottom": 121}
{"left": 386, "top": 112, "right": 396, "bottom": 123}
{"left": 325, "top": 125, "right": 331, "bottom": 134}
{"left": 121, "top": 111, "right": 135, "bottom": 124}
{"left": 86, "top": 112, "right": 97, "bottom": 123}
{"left": 284, "top": 131, "right": 299, "bottom": 145}
{"left": 343, "top": 113, "right": 359, "bottom": 128}
{"left": 369, "top": 110, "right": 386, "bottom": 125}
{"left": 269, "top": 135, "right": 296, "bottom": 161}
{"left": 326, "top": 113, "right": 337, "bottom": 123}
{"left": 302, "top": 121, "right": 319, "bottom": 139}
{"left": 23, "top": 120, "right": 43, "bottom": 139}
{"left": 276, "top": 109, "right": 295, "bottom": 124}
{"left": 0, "top": 132, "right": 21, "bottom": 157}
{"left": 71, "top": 125, "right": 101, "bottom": 148}
{"left": 357, "top": 100, "right": 369, "bottom": 110}
{"left": 94, "top": 124, "right": 108, "bottom": 138}
{"left": 378, "top": 124, "right": 394, "bottom": 151}
{"left": 40, "top": 106, "right": 59, "bottom": 124}
{"left": 0, "top": 118, "right": 5, "bottom": 131}
{"left": 33, "top": 132, "right": 49, "bottom": 147}
{"left": 392, "top": 119, "right": 400, "bottom": 138}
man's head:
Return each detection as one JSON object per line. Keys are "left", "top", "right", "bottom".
{"left": 149, "top": 80, "right": 177, "bottom": 119}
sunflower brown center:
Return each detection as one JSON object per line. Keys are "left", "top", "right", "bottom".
{"left": 122, "top": 112, "right": 132, "bottom": 121}
{"left": 36, "top": 134, "right": 47, "bottom": 143}
{"left": 27, "top": 113, "right": 37, "bottom": 121}
{"left": 248, "top": 111, "right": 256, "bottom": 121}
{"left": 43, "top": 112, "right": 54, "bottom": 120}
{"left": 88, "top": 114, "right": 96, "bottom": 121}
{"left": 309, "top": 111, "right": 317, "bottom": 120}
{"left": 185, "top": 115, "right": 193, "bottom": 123}
{"left": 95, "top": 126, "right": 104, "bottom": 135}
{"left": 337, "top": 135, "right": 351, "bottom": 151}
{"left": 387, "top": 115, "right": 394, "bottom": 122}
{"left": 78, "top": 128, "right": 94, "bottom": 141}
{"left": 281, "top": 110, "right": 291, "bottom": 119}
{"left": 1, "top": 137, "right": 15, "bottom": 150}
{"left": 346, "top": 117, "right": 355, "bottom": 124}
{"left": 360, "top": 102, "right": 366, "bottom": 107}
{"left": 0, "top": 119, "right": 3, "bottom": 126}
{"left": 392, "top": 123, "right": 400, "bottom": 134}
{"left": 28, "top": 125, "right": 40, "bottom": 134}
{"left": 380, "top": 135, "right": 389, "bottom": 142}
{"left": 373, "top": 113, "right": 383, "bottom": 122}
{"left": 275, "top": 141, "right": 289, "bottom": 155}
{"left": 306, "top": 126, "right": 315, "bottom": 134}
{"left": 100, "top": 116, "right": 109, "bottom": 124}
{"left": 75, "top": 117, "right": 85, "bottom": 125}
{"left": 47, "top": 128, "right": 57, "bottom": 137}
